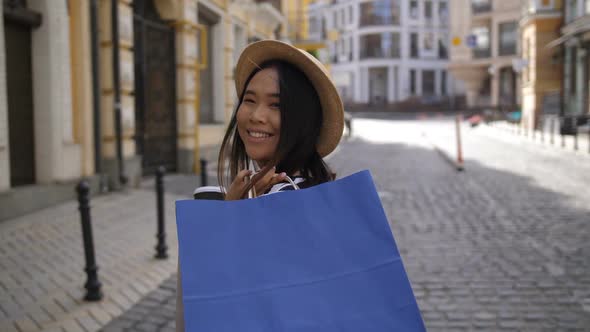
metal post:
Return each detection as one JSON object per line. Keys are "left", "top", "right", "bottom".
{"left": 155, "top": 166, "right": 168, "bottom": 259}
{"left": 455, "top": 114, "right": 464, "bottom": 171}
{"left": 540, "top": 117, "right": 544, "bottom": 143}
{"left": 76, "top": 181, "right": 103, "bottom": 301}
{"left": 550, "top": 117, "right": 555, "bottom": 145}
{"left": 572, "top": 117, "right": 579, "bottom": 151}
{"left": 200, "top": 159, "right": 208, "bottom": 186}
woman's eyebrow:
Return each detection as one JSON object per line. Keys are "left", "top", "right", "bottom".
{"left": 244, "top": 90, "right": 279, "bottom": 98}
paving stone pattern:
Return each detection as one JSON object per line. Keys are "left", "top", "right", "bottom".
{"left": 0, "top": 176, "right": 199, "bottom": 332}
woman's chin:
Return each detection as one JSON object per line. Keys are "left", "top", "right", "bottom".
{"left": 246, "top": 151, "right": 272, "bottom": 165}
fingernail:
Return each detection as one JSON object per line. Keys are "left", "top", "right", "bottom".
{"left": 280, "top": 172, "right": 286, "bottom": 177}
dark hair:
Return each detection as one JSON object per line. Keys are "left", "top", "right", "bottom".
{"left": 217, "top": 60, "right": 335, "bottom": 198}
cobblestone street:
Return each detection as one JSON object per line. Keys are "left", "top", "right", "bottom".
{"left": 99, "top": 115, "right": 590, "bottom": 332}
{"left": 3, "top": 116, "right": 589, "bottom": 331}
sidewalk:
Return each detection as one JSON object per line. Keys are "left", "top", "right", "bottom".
{"left": 0, "top": 176, "right": 195, "bottom": 332}
{"left": 478, "top": 121, "right": 590, "bottom": 159}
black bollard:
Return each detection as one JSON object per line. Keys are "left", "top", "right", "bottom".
{"left": 573, "top": 117, "right": 579, "bottom": 151}
{"left": 76, "top": 181, "right": 103, "bottom": 301}
{"left": 550, "top": 118, "right": 555, "bottom": 145}
{"left": 200, "top": 159, "right": 208, "bottom": 187}
{"left": 561, "top": 118, "right": 565, "bottom": 148}
{"left": 155, "top": 166, "right": 168, "bottom": 259}
{"left": 540, "top": 118, "right": 544, "bottom": 143}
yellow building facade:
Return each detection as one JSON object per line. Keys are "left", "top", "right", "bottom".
{"left": 286, "top": 0, "right": 326, "bottom": 59}
{"left": 94, "top": 0, "right": 285, "bottom": 188}
{"left": 0, "top": 0, "right": 286, "bottom": 220}
{"left": 520, "top": 0, "right": 563, "bottom": 131}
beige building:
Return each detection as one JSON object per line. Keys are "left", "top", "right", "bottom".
{"left": 448, "top": 0, "right": 522, "bottom": 110}
{"left": 0, "top": 0, "right": 286, "bottom": 220}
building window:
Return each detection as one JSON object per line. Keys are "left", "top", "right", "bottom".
{"left": 424, "top": 1, "right": 433, "bottom": 19}
{"left": 441, "top": 71, "right": 447, "bottom": 95}
{"left": 439, "top": 2, "right": 448, "bottom": 25}
{"left": 439, "top": 34, "right": 448, "bottom": 59}
{"left": 410, "top": 0, "right": 419, "bottom": 19}
{"left": 410, "top": 69, "right": 416, "bottom": 95}
{"left": 424, "top": 32, "right": 435, "bottom": 53}
{"left": 499, "top": 21, "right": 517, "bottom": 56}
{"left": 309, "top": 16, "right": 319, "bottom": 36}
{"left": 499, "top": 67, "right": 516, "bottom": 106}
{"left": 567, "top": 0, "right": 578, "bottom": 22}
{"left": 586, "top": 0, "right": 590, "bottom": 13}
{"left": 472, "top": 26, "right": 490, "bottom": 58}
{"left": 410, "top": 33, "right": 419, "bottom": 58}
{"left": 422, "top": 70, "right": 436, "bottom": 96}
{"left": 360, "top": 0, "right": 401, "bottom": 27}
{"left": 360, "top": 32, "right": 400, "bottom": 59}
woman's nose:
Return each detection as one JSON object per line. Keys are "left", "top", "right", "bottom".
{"left": 250, "top": 106, "right": 267, "bottom": 123}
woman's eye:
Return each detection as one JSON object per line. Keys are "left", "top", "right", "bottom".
{"left": 244, "top": 99, "right": 255, "bottom": 104}
{"left": 270, "top": 103, "right": 280, "bottom": 109}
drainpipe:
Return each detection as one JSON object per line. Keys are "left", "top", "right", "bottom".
{"left": 89, "top": 0, "right": 106, "bottom": 191}
{"left": 111, "top": 0, "right": 127, "bottom": 186}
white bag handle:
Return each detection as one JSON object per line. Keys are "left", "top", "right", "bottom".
{"left": 247, "top": 160, "right": 300, "bottom": 198}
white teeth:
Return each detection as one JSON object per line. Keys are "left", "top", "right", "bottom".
{"left": 249, "top": 131, "right": 271, "bottom": 138}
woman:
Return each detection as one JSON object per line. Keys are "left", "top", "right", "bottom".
{"left": 177, "top": 39, "right": 344, "bottom": 330}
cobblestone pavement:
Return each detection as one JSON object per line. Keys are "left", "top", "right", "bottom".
{"left": 0, "top": 173, "right": 206, "bottom": 332}
{"left": 101, "top": 116, "right": 590, "bottom": 332}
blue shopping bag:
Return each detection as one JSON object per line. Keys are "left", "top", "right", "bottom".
{"left": 176, "top": 170, "right": 425, "bottom": 332}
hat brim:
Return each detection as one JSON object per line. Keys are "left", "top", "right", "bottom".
{"left": 235, "top": 40, "right": 344, "bottom": 158}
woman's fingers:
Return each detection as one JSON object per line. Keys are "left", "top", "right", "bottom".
{"left": 227, "top": 168, "right": 290, "bottom": 199}
{"left": 236, "top": 169, "right": 252, "bottom": 182}
{"left": 225, "top": 169, "right": 252, "bottom": 200}
{"left": 269, "top": 172, "right": 288, "bottom": 187}
{"left": 255, "top": 169, "right": 287, "bottom": 194}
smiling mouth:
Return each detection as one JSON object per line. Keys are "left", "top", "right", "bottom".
{"left": 247, "top": 130, "right": 273, "bottom": 139}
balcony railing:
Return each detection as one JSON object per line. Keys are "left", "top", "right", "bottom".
{"left": 473, "top": 48, "right": 491, "bottom": 59}
{"left": 522, "top": 1, "right": 561, "bottom": 16}
{"left": 472, "top": 1, "right": 492, "bottom": 14}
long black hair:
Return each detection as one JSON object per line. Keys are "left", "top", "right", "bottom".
{"left": 217, "top": 60, "right": 335, "bottom": 197}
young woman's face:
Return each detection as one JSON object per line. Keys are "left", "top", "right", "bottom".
{"left": 237, "top": 68, "right": 281, "bottom": 167}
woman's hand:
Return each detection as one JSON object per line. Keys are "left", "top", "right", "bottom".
{"left": 253, "top": 168, "right": 287, "bottom": 196}
{"left": 225, "top": 168, "right": 287, "bottom": 200}
{"left": 225, "top": 170, "right": 252, "bottom": 201}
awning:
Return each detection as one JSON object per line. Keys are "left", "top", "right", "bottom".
{"left": 546, "top": 34, "right": 570, "bottom": 48}
{"left": 546, "top": 18, "right": 590, "bottom": 48}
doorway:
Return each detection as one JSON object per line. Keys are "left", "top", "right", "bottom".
{"left": 133, "top": 0, "right": 177, "bottom": 174}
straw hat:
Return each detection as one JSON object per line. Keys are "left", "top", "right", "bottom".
{"left": 235, "top": 39, "right": 344, "bottom": 157}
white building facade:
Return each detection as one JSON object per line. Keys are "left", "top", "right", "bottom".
{"left": 310, "top": 0, "right": 459, "bottom": 105}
